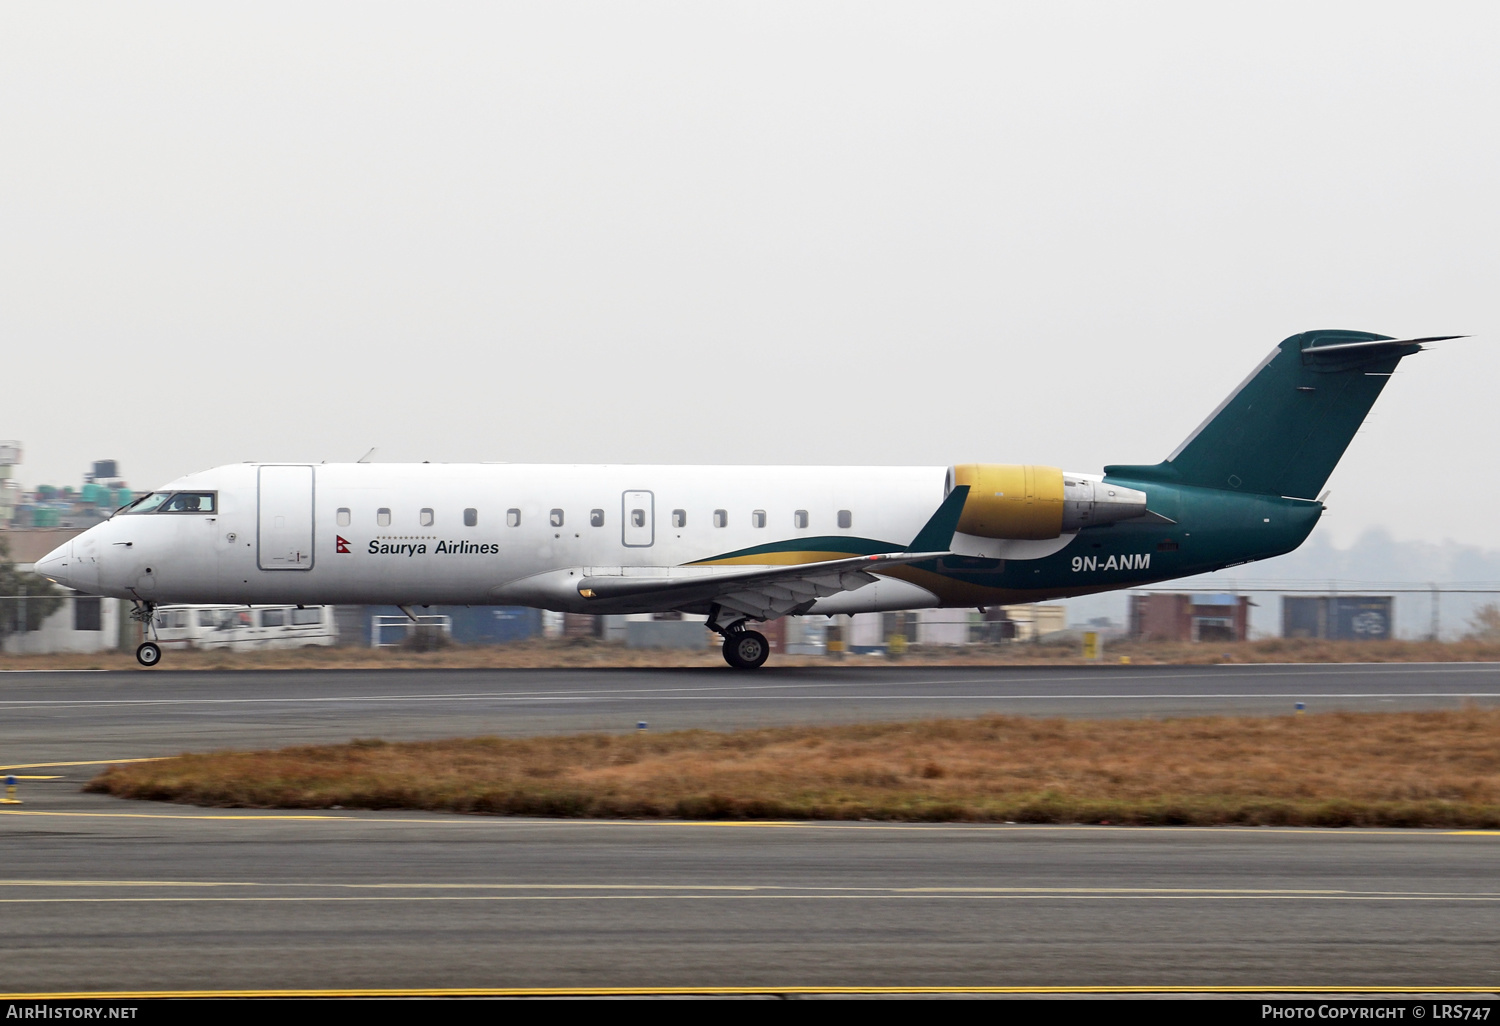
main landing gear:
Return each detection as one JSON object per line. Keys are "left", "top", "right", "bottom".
{"left": 706, "top": 604, "right": 771, "bottom": 670}
{"left": 721, "top": 629, "right": 770, "bottom": 670}
{"left": 130, "top": 601, "right": 161, "bottom": 668}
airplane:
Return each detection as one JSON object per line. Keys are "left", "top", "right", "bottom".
{"left": 33, "top": 329, "right": 1456, "bottom": 669}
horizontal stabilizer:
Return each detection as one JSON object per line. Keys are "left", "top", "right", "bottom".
{"left": 1302, "top": 335, "right": 1464, "bottom": 356}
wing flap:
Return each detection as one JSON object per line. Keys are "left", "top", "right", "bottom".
{"left": 577, "top": 551, "right": 934, "bottom": 607}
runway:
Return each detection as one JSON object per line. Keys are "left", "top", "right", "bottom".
{"left": 4, "top": 662, "right": 1500, "bottom": 767}
{"left": 4, "top": 784, "right": 1500, "bottom": 994}
{"left": 3, "top": 663, "right": 1500, "bottom": 995}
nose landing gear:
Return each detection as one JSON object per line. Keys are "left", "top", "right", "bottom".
{"left": 129, "top": 601, "right": 161, "bottom": 668}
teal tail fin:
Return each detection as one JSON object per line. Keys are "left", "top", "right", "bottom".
{"left": 1105, "top": 330, "right": 1458, "bottom": 499}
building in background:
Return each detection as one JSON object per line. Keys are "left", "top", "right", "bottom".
{"left": 0, "top": 518, "right": 125, "bottom": 654}
{"left": 1282, "top": 595, "right": 1394, "bottom": 641}
{"left": 4, "top": 451, "right": 133, "bottom": 530}
{"left": 0, "top": 442, "right": 20, "bottom": 527}
{"left": 1129, "top": 593, "right": 1253, "bottom": 642}
{"left": 1, "top": 592, "right": 127, "bottom": 655}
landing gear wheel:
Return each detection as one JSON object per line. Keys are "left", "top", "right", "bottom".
{"left": 136, "top": 642, "right": 162, "bottom": 668}
{"left": 722, "top": 630, "right": 770, "bottom": 670}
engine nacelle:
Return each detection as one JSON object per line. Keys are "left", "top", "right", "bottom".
{"left": 948, "top": 464, "right": 1065, "bottom": 539}
{"left": 948, "top": 465, "right": 1147, "bottom": 540}
{"left": 1061, "top": 474, "right": 1149, "bottom": 531}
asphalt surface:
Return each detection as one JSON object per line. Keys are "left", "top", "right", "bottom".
{"left": 3, "top": 663, "right": 1499, "bottom": 995}
{"left": 5, "top": 662, "right": 1500, "bottom": 766}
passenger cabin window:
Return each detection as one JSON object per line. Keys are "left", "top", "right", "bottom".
{"left": 751, "top": 510, "right": 766, "bottom": 528}
{"left": 336, "top": 508, "right": 351, "bottom": 527}
{"left": 713, "top": 509, "right": 727, "bottom": 528}
{"left": 794, "top": 510, "right": 809, "bottom": 529}
{"left": 464, "top": 508, "right": 478, "bottom": 527}
{"left": 159, "top": 492, "right": 216, "bottom": 513}
{"left": 672, "top": 509, "right": 686, "bottom": 528}
{"left": 550, "top": 509, "right": 565, "bottom": 528}
{"left": 838, "top": 510, "right": 852, "bottom": 529}
{"left": 261, "top": 609, "right": 285, "bottom": 627}
{"left": 590, "top": 509, "right": 605, "bottom": 527}
{"left": 506, "top": 509, "right": 521, "bottom": 527}
{"left": 420, "top": 508, "right": 434, "bottom": 527}
{"left": 376, "top": 508, "right": 391, "bottom": 527}
{"left": 631, "top": 508, "right": 646, "bottom": 528}
{"left": 291, "top": 608, "right": 321, "bottom": 625}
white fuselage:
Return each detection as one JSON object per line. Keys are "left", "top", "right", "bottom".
{"left": 40, "top": 463, "right": 975, "bottom": 616}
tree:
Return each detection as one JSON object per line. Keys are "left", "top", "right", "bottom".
{"left": 0, "top": 536, "right": 65, "bottom": 640}
{"left": 1466, "top": 603, "right": 1500, "bottom": 641}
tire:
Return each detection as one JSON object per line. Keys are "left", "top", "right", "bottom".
{"left": 722, "top": 630, "right": 770, "bottom": 670}
{"left": 136, "top": 642, "right": 162, "bottom": 668}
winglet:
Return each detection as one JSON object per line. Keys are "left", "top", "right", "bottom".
{"left": 906, "top": 485, "right": 969, "bottom": 553}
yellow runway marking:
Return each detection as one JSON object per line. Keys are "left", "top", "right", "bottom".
{"left": 0, "top": 810, "right": 350, "bottom": 821}
{"left": 2, "top": 986, "right": 1498, "bottom": 999}
{"left": 38, "top": 900, "right": 1500, "bottom": 906}
{"left": 4, "top": 879, "right": 1498, "bottom": 897}
{"left": 3, "top": 808, "right": 1500, "bottom": 838}
{"left": 5, "top": 900, "right": 1494, "bottom": 906}
{"left": 0, "top": 880, "right": 1495, "bottom": 904}
{"left": 6, "top": 895, "right": 1500, "bottom": 905}
{"left": 0, "top": 758, "right": 166, "bottom": 771}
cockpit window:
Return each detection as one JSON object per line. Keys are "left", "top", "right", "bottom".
{"left": 159, "top": 492, "right": 216, "bottom": 513}
{"left": 121, "top": 491, "right": 217, "bottom": 514}
{"left": 119, "top": 492, "right": 171, "bottom": 514}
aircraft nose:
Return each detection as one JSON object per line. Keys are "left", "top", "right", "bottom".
{"left": 32, "top": 541, "right": 74, "bottom": 589}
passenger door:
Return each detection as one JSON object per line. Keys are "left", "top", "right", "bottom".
{"left": 622, "top": 490, "right": 654, "bottom": 548}
{"left": 258, "top": 465, "right": 315, "bottom": 570}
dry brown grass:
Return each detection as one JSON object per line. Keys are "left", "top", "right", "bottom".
{"left": 11, "top": 636, "right": 1500, "bottom": 672}
{"left": 87, "top": 709, "right": 1500, "bottom": 827}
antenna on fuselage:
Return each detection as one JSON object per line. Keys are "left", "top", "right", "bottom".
{"left": 357, "top": 448, "right": 376, "bottom": 464}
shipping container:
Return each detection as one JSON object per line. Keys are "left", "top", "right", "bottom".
{"left": 1282, "top": 596, "right": 1394, "bottom": 640}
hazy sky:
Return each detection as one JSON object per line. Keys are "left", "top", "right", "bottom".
{"left": 3, "top": 2, "right": 1496, "bottom": 548}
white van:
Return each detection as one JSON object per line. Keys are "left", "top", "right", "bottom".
{"left": 152, "top": 605, "right": 339, "bottom": 651}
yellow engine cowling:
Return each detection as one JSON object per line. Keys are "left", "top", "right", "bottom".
{"left": 949, "top": 464, "right": 1066, "bottom": 540}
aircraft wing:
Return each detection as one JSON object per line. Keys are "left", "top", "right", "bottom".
{"left": 577, "top": 549, "right": 947, "bottom": 620}
{"left": 575, "top": 485, "right": 971, "bottom": 621}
